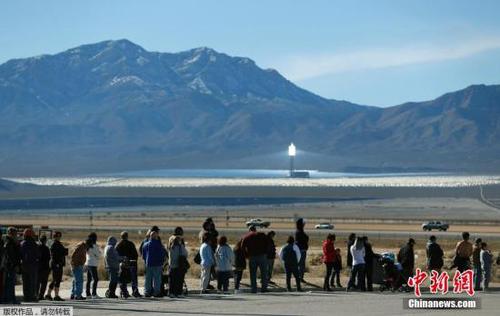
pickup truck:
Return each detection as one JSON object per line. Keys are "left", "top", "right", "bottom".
{"left": 422, "top": 221, "right": 449, "bottom": 231}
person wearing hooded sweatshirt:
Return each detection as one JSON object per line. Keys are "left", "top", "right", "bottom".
{"left": 85, "top": 232, "right": 101, "bottom": 299}
{"left": 104, "top": 236, "right": 121, "bottom": 298}
{"left": 168, "top": 235, "right": 188, "bottom": 297}
{"left": 347, "top": 237, "right": 366, "bottom": 291}
{"left": 215, "top": 236, "right": 234, "bottom": 293}
{"left": 322, "top": 234, "right": 336, "bottom": 291}
{"left": 472, "top": 238, "right": 483, "bottom": 291}
{"left": 37, "top": 235, "right": 51, "bottom": 301}
{"left": 294, "top": 218, "right": 309, "bottom": 281}
{"left": 480, "top": 242, "right": 493, "bottom": 290}
{"left": 21, "top": 228, "right": 40, "bottom": 302}
{"left": 46, "top": 231, "right": 67, "bottom": 301}
{"left": 426, "top": 235, "right": 444, "bottom": 272}
{"left": 142, "top": 230, "right": 166, "bottom": 297}
{"left": 279, "top": 236, "right": 302, "bottom": 292}
{"left": 70, "top": 240, "right": 88, "bottom": 300}
{"left": 2, "top": 227, "right": 21, "bottom": 304}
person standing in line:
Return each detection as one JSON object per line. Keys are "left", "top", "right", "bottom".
{"left": 398, "top": 238, "right": 416, "bottom": 292}
{"left": 233, "top": 239, "right": 246, "bottom": 294}
{"left": 454, "top": 232, "right": 473, "bottom": 272}
{"left": 142, "top": 230, "right": 166, "bottom": 298}
{"left": 472, "top": 238, "right": 483, "bottom": 291}
{"left": 347, "top": 237, "right": 366, "bottom": 292}
{"left": 363, "top": 236, "right": 374, "bottom": 291}
{"left": 266, "top": 231, "right": 277, "bottom": 285}
{"left": 294, "top": 218, "right": 309, "bottom": 282}
{"left": 426, "top": 235, "right": 444, "bottom": 272}
{"left": 215, "top": 236, "right": 234, "bottom": 294}
{"left": 2, "top": 227, "right": 21, "bottom": 304}
{"left": 21, "top": 228, "right": 40, "bottom": 302}
{"left": 332, "top": 248, "right": 343, "bottom": 288}
{"left": 46, "top": 231, "right": 67, "bottom": 301}
{"left": 241, "top": 226, "right": 270, "bottom": 293}
{"left": 37, "top": 235, "right": 51, "bottom": 301}
{"left": 322, "top": 233, "right": 336, "bottom": 291}
{"left": 104, "top": 236, "right": 121, "bottom": 298}
{"left": 70, "top": 240, "right": 88, "bottom": 300}
{"left": 480, "top": 242, "right": 493, "bottom": 291}
{"left": 85, "top": 232, "right": 101, "bottom": 299}
{"left": 346, "top": 233, "right": 356, "bottom": 271}
{"left": 199, "top": 218, "right": 219, "bottom": 291}
{"left": 116, "top": 231, "right": 141, "bottom": 298}
{"left": 199, "top": 232, "right": 215, "bottom": 294}
{"left": 168, "top": 235, "right": 188, "bottom": 298}
{"left": 279, "top": 236, "right": 302, "bottom": 292}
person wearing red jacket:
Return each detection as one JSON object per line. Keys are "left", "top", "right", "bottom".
{"left": 322, "top": 234, "right": 336, "bottom": 291}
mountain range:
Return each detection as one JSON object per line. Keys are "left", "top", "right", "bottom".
{"left": 1, "top": 39, "right": 500, "bottom": 176}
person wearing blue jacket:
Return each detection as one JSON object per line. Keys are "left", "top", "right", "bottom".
{"left": 142, "top": 231, "right": 166, "bottom": 297}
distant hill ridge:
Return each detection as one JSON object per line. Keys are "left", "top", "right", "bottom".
{"left": 0, "top": 39, "right": 499, "bottom": 175}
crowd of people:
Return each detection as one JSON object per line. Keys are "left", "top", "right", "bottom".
{"left": 0, "top": 219, "right": 498, "bottom": 304}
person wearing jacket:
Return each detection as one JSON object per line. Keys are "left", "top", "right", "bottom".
{"left": 332, "top": 248, "right": 343, "bottom": 288}
{"left": 322, "top": 234, "right": 336, "bottom": 291}
{"left": 46, "top": 231, "right": 67, "bottom": 301}
{"left": 70, "top": 241, "right": 88, "bottom": 300}
{"left": 241, "top": 226, "right": 270, "bottom": 293}
{"left": 37, "top": 235, "right": 51, "bottom": 301}
{"left": 279, "top": 236, "right": 302, "bottom": 292}
{"left": 266, "top": 231, "right": 276, "bottom": 285}
{"left": 294, "top": 218, "right": 309, "bottom": 281}
{"left": 142, "top": 230, "right": 166, "bottom": 297}
{"left": 2, "top": 227, "right": 21, "bottom": 304}
{"left": 480, "top": 242, "right": 493, "bottom": 290}
{"left": 426, "top": 235, "right": 444, "bottom": 272}
{"left": 472, "top": 238, "right": 483, "bottom": 291}
{"left": 397, "top": 238, "right": 415, "bottom": 289}
{"left": 347, "top": 237, "right": 366, "bottom": 291}
{"left": 104, "top": 236, "right": 122, "bottom": 298}
{"left": 215, "top": 236, "right": 234, "bottom": 293}
{"left": 116, "top": 231, "right": 141, "bottom": 298}
{"left": 199, "top": 232, "right": 215, "bottom": 294}
{"left": 346, "top": 233, "right": 356, "bottom": 270}
{"left": 168, "top": 235, "right": 188, "bottom": 297}
{"left": 85, "top": 232, "right": 101, "bottom": 299}
{"left": 232, "top": 239, "right": 246, "bottom": 294}
{"left": 363, "top": 236, "right": 374, "bottom": 291}
{"left": 21, "top": 228, "right": 40, "bottom": 302}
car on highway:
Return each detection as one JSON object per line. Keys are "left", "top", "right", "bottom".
{"left": 246, "top": 218, "right": 271, "bottom": 228}
{"left": 422, "top": 221, "right": 449, "bottom": 231}
{"left": 315, "top": 223, "right": 334, "bottom": 230}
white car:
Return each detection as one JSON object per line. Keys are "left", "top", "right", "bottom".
{"left": 315, "top": 223, "right": 334, "bottom": 230}
{"left": 245, "top": 218, "right": 271, "bottom": 228}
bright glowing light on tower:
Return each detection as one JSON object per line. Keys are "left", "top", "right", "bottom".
{"left": 288, "top": 143, "right": 296, "bottom": 157}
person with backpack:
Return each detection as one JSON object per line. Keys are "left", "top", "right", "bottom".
{"left": 294, "top": 218, "right": 309, "bottom": 282}
{"left": 168, "top": 235, "right": 188, "bottom": 297}
{"left": 279, "top": 235, "right": 302, "bottom": 292}
{"left": 322, "top": 234, "right": 336, "bottom": 291}
{"left": 46, "top": 231, "right": 67, "bottom": 301}
{"left": 85, "top": 232, "right": 101, "bottom": 299}
{"left": 233, "top": 239, "right": 246, "bottom": 294}
{"left": 426, "top": 235, "right": 444, "bottom": 272}
{"left": 37, "top": 235, "right": 51, "bottom": 301}
{"left": 200, "top": 232, "right": 215, "bottom": 294}
{"left": 241, "top": 226, "right": 270, "bottom": 293}
{"left": 347, "top": 237, "right": 366, "bottom": 291}
{"left": 2, "top": 227, "right": 21, "bottom": 304}
{"left": 104, "top": 236, "right": 122, "bottom": 298}
{"left": 70, "top": 240, "right": 88, "bottom": 300}
{"left": 21, "top": 228, "right": 40, "bottom": 302}
{"left": 142, "top": 230, "right": 166, "bottom": 298}
{"left": 116, "top": 231, "right": 141, "bottom": 298}
{"left": 215, "top": 236, "right": 234, "bottom": 294}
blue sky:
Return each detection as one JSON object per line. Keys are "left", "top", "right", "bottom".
{"left": 1, "top": 0, "right": 500, "bottom": 106}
